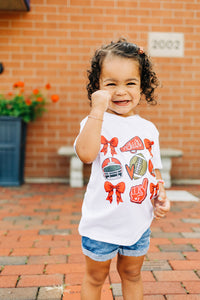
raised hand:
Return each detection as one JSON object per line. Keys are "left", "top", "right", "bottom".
{"left": 91, "top": 90, "right": 111, "bottom": 114}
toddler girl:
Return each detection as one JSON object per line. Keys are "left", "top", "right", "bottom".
{"left": 74, "top": 38, "right": 170, "bottom": 300}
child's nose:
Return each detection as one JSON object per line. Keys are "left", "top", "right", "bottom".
{"left": 115, "top": 86, "right": 127, "bottom": 96}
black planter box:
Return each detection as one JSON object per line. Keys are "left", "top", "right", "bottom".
{"left": 0, "top": 0, "right": 30, "bottom": 11}
{"left": 0, "top": 117, "right": 27, "bottom": 186}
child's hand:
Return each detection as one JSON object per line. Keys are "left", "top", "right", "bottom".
{"left": 153, "top": 189, "right": 170, "bottom": 220}
{"left": 91, "top": 90, "right": 111, "bottom": 113}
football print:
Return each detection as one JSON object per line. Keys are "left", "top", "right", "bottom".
{"left": 127, "top": 153, "right": 147, "bottom": 180}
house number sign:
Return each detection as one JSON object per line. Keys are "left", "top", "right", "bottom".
{"left": 148, "top": 32, "right": 184, "bottom": 57}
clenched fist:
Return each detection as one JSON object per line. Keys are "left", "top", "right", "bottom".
{"left": 91, "top": 90, "right": 111, "bottom": 114}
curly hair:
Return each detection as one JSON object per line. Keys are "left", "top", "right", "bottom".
{"left": 87, "top": 38, "right": 159, "bottom": 104}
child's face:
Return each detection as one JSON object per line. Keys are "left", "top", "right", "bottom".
{"left": 99, "top": 54, "right": 141, "bottom": 117}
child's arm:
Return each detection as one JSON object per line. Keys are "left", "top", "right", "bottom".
{"left": 75, "top": 90, "right": 111, "bottom": 164}
{"left": 154, "top": 169, "right": 170, "bottom": 219}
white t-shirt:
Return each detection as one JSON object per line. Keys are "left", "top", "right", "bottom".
{"left": 74, "top": 112, "right": 162, "bottom": 246}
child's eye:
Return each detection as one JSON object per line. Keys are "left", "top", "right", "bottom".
{"left": 127, "top": 82, "right": 136, "bottom": 86}
{"left": 106, "top": 83, "right": 115, "bottom": 86}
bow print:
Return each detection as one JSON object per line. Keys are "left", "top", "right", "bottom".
{"left": 101, "top": 136, "right": 118, "bottom": 156}
{"left": 148, "top": 159, "right": 156, "bottom": 177}
{"left": 150, "top": 182, "right": 159, "bottom": 200}
{"left": 104, "top": 181, "right": 125, "bottom": 205}
{"left": 144, "top": 139, "right": 154, "bottom": 157}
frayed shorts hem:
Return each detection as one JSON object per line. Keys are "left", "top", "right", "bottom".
{"left": 82, "top": 247, "right": 117, "bottom": 262}
{"left": 82, "top": 246, "right": 149, "bottom": 262}
{"left": 82, "top": 227, "right": 151, "bottom": 262}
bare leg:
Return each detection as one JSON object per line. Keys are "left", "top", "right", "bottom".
{"left": 117, "top": 254, "right": 145, "bottom": 300}
{"left": 81, "top": 255, "right": 111, "bottom": 300}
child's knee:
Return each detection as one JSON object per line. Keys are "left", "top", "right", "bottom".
{"left": 85, "top": 268, "right": 109, "bottom": 286}
{"left": 118, "top": 268, "right": 141, "bottom": 282}
{"left": 117, "top": 253, "right": 145, "bottom": 283}
{"left": 84, "top": 255, "right": 111, "bottom": 286}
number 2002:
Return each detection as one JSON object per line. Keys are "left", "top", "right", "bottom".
{"left": 152, "top": 39, "right": 180, "bottom": 50}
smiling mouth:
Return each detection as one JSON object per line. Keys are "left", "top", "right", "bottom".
{"left": 113, "top": 100, "right": 130, "bottom": 106}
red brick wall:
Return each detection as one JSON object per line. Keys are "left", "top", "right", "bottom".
{"left": 0, "top": 0, "right": 199, "bottom": 181}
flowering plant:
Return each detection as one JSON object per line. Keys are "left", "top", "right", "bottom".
{"left": 0, "top": 81, "right": 59, "bottom": 123}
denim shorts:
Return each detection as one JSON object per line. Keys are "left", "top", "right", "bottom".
{"left": 82, "top": 228, "right": 151, "bottom": 262}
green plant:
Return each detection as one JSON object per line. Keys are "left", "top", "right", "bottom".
{"left": 0, "top": 81, "right": 59, "bottom": 123}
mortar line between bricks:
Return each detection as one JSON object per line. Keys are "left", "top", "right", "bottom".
{"left": 43, "top": 263, "right": 47, "bottom": 274}
{"left": 35, "top": 287, "right": 40, "bottom": 300}
{"left": 151, "top": 270, "right": 158, "bottom": 281}
{"left": 108, "top": 273, "right": 115, "bottom": 299}
{"left": 181, "top": 281, "right": 189, "bottom": 294}
{"left": 194, "top": 270, "right": 200, "bottom": 279}
{"left": 25, "top": 256, "right": 29, "bottom": 264}
{"left": 15, "top": 275, "right": 21, "bottom": 288}
{"left": 167, "top": 260, "right": 174, "bottom": 270}
{"left": 9, "top": 248, "right": 14, "bottom": 256}
{"left": 190, "top": 243, "right": 198, "bottom": 251}
{"left": 61, "top": 274, "right": 66, "bottom": 300}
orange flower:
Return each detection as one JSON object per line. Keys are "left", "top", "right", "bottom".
{"left": 7, "top": 92, "right": 13, "bottom": 96}
{"left": 33, "top": 89, "right": 39, "bottom": 95}
{"left": 25, "top": 98, "right": 32, "bottom": 106}
{"left": 18, "top": 81, "right": 24, "bottom": 88}
{"left": 51, "top": 94, "right": 59, "bottom": 103}
{"left": 37, "top": 97, "right": 43, "bottom": 102}
{"left": 13, "top": 81, "right": 24, "bottom": 88}
{"left": 45, "top": 83, "right": 51, "bottom": 89}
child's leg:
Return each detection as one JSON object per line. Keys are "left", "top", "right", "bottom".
{"left": 117, "top": 254, "right": 145, "bottom": 300}
{"left": 81, "top": 255, "right": 111, "bottom": 300}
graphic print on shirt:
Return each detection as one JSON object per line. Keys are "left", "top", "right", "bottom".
{"left": 148, "top": 159, "right": 156, "bottom": 177}
{"left": 101, "top": 136, "right": 118, "bottom": 156}
{"left": 125, "top": 153, "right": 147, "bottom": 180}
{"left": 102, "top": 158, "right": 123, "bottom": 180}
{"left": 144, "top": 139, "right": 154, "bottom": 157}
{"left": 120, "top": 136, "right": 144, "bottom": 154}
{"left": 104, "top": 181, "right": 125, "bottom": 205}
{"left": 130, "top": 178, "right": 148, "bottom": 204}
{"left": 150, "top": 182, "right": 159, "bottom": 200}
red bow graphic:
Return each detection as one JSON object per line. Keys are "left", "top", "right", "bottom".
{"left": 101, "top": 136, "right": 118, "bottom": 156}
{"left": 144, "top": 139, "right": 154, "bottom": 157}
{"left": 104, "top": 181, "right": 125, "bottom": 204}
{"left": 150, "top": 182, "right": 159, "bottom": 200}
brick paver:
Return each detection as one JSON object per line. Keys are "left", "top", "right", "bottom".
{"left": 0, "top": 183, "right": 199, "bottom": 299}
{"left": 0, "top": 287, "right": 38, "bottom": 300}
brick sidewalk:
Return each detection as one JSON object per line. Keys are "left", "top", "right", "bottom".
{"left": 0, "top": 184, "right": 199, "bottom": 299}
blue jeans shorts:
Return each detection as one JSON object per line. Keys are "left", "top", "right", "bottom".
{"left": 82, "top": 228, "right": 151, "bottom": 262}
